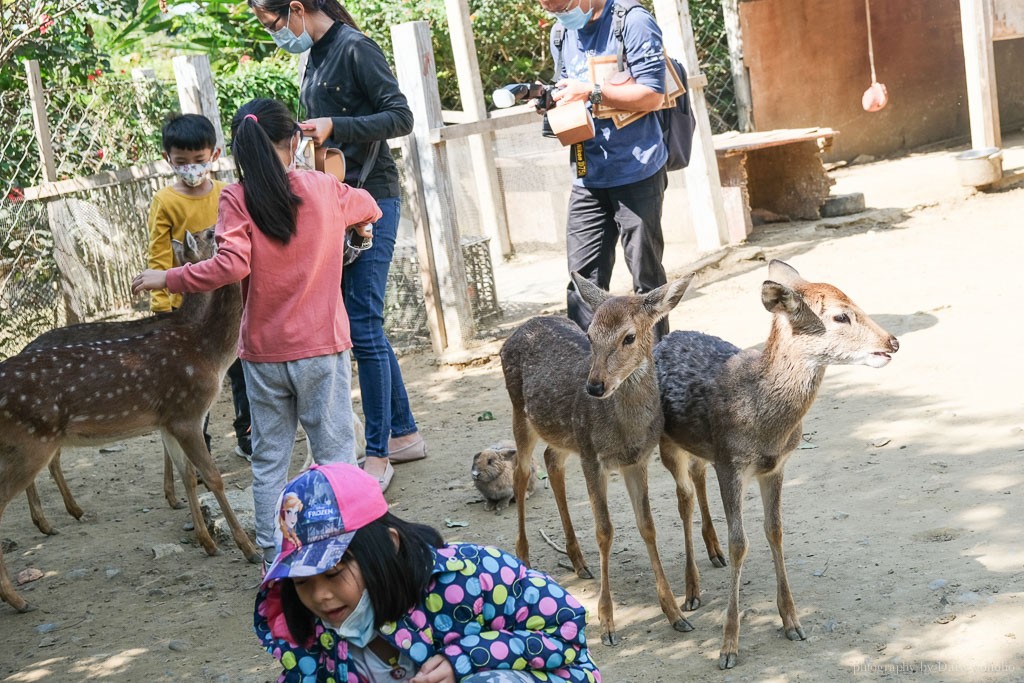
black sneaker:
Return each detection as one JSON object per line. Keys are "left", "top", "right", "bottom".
{"left": 235, "top": 433, "right": 252, "bottom": 462}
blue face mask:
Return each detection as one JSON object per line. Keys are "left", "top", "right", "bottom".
{"left": 268, "top": 8, "right": 313, "bottom": 54}
{"left": 554, "top": 3, "right": 594, "bottom": 30}
{"left": 332, "top": 590, "right": 376, "bottom": 648}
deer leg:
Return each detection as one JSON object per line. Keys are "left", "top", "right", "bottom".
{"left": 162, "top": 430, "right": 219, "bottom": 557}
{"left": 162, "top": 444, "right": 185, "bottom": 510}
{"left": 511, "top": 408, "right": 539, "bottom": 567}
{"left": 0, "top": 442, "right": 60, "bottom": 612}
{"left": 167, "top": 424, "right": 261, "bottom": 564}
{"left": 579, "top": 457, "right": 618, "bottom": 646}
{"left": 26, "top": 480, "right": 57, "bottom": 535}
{"left": 693, "top": 459, "right": 726, "bottom": 568}
{"left": 621, "top": 461, "right": 693, "bottom": 634}
{"left": 544, "top": 446, "right": 591, "bottom": 579}
{"left": 759, "top": 470, "right": 804, "bottom": 643}
{"left": 716, "top": 467, "right": 750, "bottom": 670}
{"left": 658, "top": 438, "right": 701, "bottom": 610}
{"left": 48, "top": 451, "right": 84, "bottom": 520}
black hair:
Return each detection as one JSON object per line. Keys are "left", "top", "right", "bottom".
{"left": 248, "top": 0, "right": 360, "bottom": 30}
{"left": 161, "top": 113, "right": 217, "bottom": 154}
{"left": 280, "top": 512, "right": 444, "bottom": 646}
{"left": 229, "top": 98, "right": 302, "bottom": 244}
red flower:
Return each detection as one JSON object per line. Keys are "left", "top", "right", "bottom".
{"left": 39, "top": 14, "right": 54, "bottom": 34}
{"left": 539, "top": 19, "right": 549, "bottom": 29}
{"left": 87, "top": 74, "right": 95, "bottom": 81}
{"left": 94, "top": 68, "right": 102, "bottom": 77}
{"left": 240, "top": 55, "right": 252, "bottom": 64}
{"left": 96, "top": 149, "right": 105, "bottom": 159}
{"left": 7, "top": 188, "right": 24, "bottom": 203}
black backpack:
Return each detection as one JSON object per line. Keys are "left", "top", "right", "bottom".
{"left": 552, "top": 0, "right": 697, "bottom": 171}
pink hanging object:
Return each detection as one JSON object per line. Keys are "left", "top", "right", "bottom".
{"left": 862, "top": 0, "right": 888, "bottom": 112}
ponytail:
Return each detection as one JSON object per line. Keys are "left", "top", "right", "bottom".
{"left": 247, "top": 0, "right": 359, "bottom": 31}
{"left": 229, "top": 99, "right": 302, "bottom": 244}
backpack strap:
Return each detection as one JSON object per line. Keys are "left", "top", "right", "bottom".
{"left": 552, "top": 24, "right": 566, "bottom": 81}
{"left": 611, "top": 0, "right": 642, "bottom": 72}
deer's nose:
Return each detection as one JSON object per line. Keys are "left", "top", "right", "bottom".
{"left": 889, "top": 336, "right": 900, "bottom": 353}
{"left": 586, "top": 381, "right": 605, "bottom": 397}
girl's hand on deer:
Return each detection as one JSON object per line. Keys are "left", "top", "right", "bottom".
{"left": 409, "top": 655, "right": 455, "bottom": 683}
{"left": 132, "top": 270, "right": 168, "bottom": 294}
{"left": 298, "top": 117, "right": 334, "bottom": 145}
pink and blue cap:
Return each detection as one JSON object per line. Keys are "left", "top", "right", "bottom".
{"left": 261, "top": 463, "right": 389, "bottom": 586}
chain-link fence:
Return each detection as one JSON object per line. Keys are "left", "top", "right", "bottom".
{"left": 691, "top": 0, "right": 738, "bottom": 134}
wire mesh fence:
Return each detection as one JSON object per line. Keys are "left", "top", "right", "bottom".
{"left": 691, "top": 0, "right": 738, "bottom": 134}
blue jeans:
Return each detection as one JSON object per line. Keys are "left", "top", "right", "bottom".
{"left": 343, "top": 196, "right": 417, "bottom": 458}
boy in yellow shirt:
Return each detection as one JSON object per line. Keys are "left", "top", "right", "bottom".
{"left": 148, "top": 113, "right": 252, "bottom": 459}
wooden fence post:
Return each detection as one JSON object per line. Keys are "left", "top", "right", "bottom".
{"left": 444, "top": 0, "right": 513, "bottom": 264}
{"left": 392, "top": 21, "right": 475, "bottom": 353}
{"left": 653, "top": 0, "right": 731, "bottom": 251}
{"left": 959, "top": 0, "right": 1001, "bottom": 149}
{"left": 722, "top": 0, "right": 754, "bottom": 132}
{"left": 172, "top": 55, "right": 226, "bottom": 153}
{"left": 24, "top": 60, "right": 57, "bottom": 183}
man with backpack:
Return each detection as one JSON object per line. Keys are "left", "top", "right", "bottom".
{"left": 539, "top": 0, "right": 680, "bottom": 341}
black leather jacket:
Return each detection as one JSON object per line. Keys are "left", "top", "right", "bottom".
{"left": 300, "top": 22, "right": 413, "bottom": 200}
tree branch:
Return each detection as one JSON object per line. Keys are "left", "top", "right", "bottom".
{"left": 0, "top": 0, "right": 91, "bottom": 71}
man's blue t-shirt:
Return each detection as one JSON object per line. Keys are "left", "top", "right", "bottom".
{"left": 550, "top": 2, "right": 667, "bottom": 189}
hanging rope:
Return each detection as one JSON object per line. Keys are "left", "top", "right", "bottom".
{"left": 862, "top": 0, "right": 888, "bottom": 112}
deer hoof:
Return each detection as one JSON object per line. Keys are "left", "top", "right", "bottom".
{"left": 710, "top": 553, "right": 727, "bottom": 568}
{"left": 601, "top": 631, "right": 619, "bottom": 647}
{"left": 672, "top": 617, "right": 694, "bottom": 633}
{"left": 577, "top": 566, "right": 594, "bottom": 580}
{"left": 786, "top": 626, "right": 806, "bottom": 641}
{"left": 15, "top": 600, "right": 37, "bottom": 614}
{"left": 718, "top": 651, "right": 737, "bottom": 669}
{"left": 683, "top": 596, "right": 701, "bottom": 611}
{"left": 170, "top": 499, "right": 187, "bottom": 510}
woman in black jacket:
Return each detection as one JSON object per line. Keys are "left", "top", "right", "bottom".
{"left": 248, "top": 0, "right": 425, "bottom": 493}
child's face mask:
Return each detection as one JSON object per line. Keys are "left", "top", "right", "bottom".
{"left": 332, "top": 590, "right": 376, "bottom": 647}
{"left": 173, "top": 161, "right": 213, "bottom": 188}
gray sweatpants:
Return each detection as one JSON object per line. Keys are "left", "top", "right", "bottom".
{"left": 242, "top": 352, "right": 357, "bottom": 553}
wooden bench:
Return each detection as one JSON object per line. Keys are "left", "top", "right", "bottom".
{"left": 712, "top": 127, "right": 837, "bottom": 242}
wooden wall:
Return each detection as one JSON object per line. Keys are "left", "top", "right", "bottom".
{"left": 739, "top": 0, "right": 1024, "bottom": 161}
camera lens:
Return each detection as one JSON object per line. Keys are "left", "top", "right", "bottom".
{"left": 492, "top": 88, "right": 518, "bottom": 109}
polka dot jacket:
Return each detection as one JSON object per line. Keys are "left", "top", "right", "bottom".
{"left": 254, "top": 543, "right": 602, "bottom": 683}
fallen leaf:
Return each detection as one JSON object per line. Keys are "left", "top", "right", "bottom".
{"left": 871, "top": 438, "right": 891, "bottom": 448}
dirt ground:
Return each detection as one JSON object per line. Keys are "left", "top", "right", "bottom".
{"left": 3, "top": 135, "right": 1024, "bottom": 683}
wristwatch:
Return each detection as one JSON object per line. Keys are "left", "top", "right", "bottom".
{"left": 589, "top": 83, "right": 603, "bottom": 106}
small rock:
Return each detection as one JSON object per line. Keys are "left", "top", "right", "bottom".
{"left": 35, "top": 623, "right": 58, "bottom": 634}
{"left": 182, "top": 520, "right": 195, "bottom": 531}
{"left": 928, "top": 579, "right": 947, "bottom": 591}
{"left": 148, "top": 588, "right": 168, "bottom": 598}
{"left": 168, "top": 640, "right": 190, "bottom": 652}
{"left": 152, "top": 544, "right": 185, "bottom": 560}
{"left": 820, "top": 192, "right": 866, "bottom": 218}
{"left": 936, "top": 613, "right": 956, "bottom": 624}
{"left": 105, "top": 567, "right": 121, "bottom": 580}
{"left": 1, "top": 538, "right": 17, "bottom": 553}
{"left": 833, "top": 511, "right": 850, "bottom": 520}
{"left": 38, "top": 636, "right": 58, "bottom": 648}
{"left": 99, "top": 445, "right": 125, "bottom": 453}
{"left": 16, "top": 567, "right": 44, "bottom": 585}
{"left": 66, "top": 568, "right": 88, "bottom": 580}
{"left": 822, "top": 618, "right": 839, "bottom": 633}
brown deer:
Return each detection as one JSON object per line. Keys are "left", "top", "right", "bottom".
{"left": 501, "top": 272, "right": 694, "bottom": 645}
{"left": 0, "top": 229, "right": 261, "bottom": 613}
{"left": 655, "top": 259, "right": 899, "bottom": 669}
{"left": 19, "top": 230, "right": 218, "bottom": 535}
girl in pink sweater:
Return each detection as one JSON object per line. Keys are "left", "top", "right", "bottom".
{"left": 133, "top": 98, "right": 381, "bottom": 570}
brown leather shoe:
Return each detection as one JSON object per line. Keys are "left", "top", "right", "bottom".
{"left": 388, "top": 433, "right": 427, "bottom": 464}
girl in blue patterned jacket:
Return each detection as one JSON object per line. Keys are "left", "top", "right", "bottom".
{"left": 255, "top": 462, "right": 602, "bottom": 683}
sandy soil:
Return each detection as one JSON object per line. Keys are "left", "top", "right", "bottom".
{"left": 2, "top": 138, "right": 1024, "bottom": 683}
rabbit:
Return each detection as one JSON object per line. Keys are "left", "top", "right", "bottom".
{"left": 471, "top": 441, "right": 538, "bottom": 512}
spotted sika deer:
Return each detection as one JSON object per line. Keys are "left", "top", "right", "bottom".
{"left": 19, "top": 229, "right": 218, "bottom": 535}
{"left": 501, "top": 272, "right": 694, "bottom": 645}
{"left": 655, "top": 259, "right": 899, "bottom": 669}
{"left": 0, "top": 229, "right": 261, "bottom": 613}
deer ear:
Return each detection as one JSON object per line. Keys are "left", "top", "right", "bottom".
{"left": 170, "top": 239, "right": 186, "bottom": 267}
{"left": 767, "top": 260, "right": 806, "bottom": 288}
{"left": 643, "top": 273, "right": 694, "bottom": 319}
{"left": 762, "top": 280, "right": 825, "bottom": 333}
{"left": 498, "top": 448, "right": 517, "bottom": 460}
{"left": 571, "top": 272, "right": 611, "bottom": 312}
{"left": 184, "top": 229, "right": 199, "bottom": 253}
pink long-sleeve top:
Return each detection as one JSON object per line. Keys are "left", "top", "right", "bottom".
{"left": 165, "top": 169, "right": 382, "bottom": 363}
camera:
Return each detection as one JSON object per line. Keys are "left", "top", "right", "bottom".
{"left": 492, "top": 83, "right": 561, "bottom": 138}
